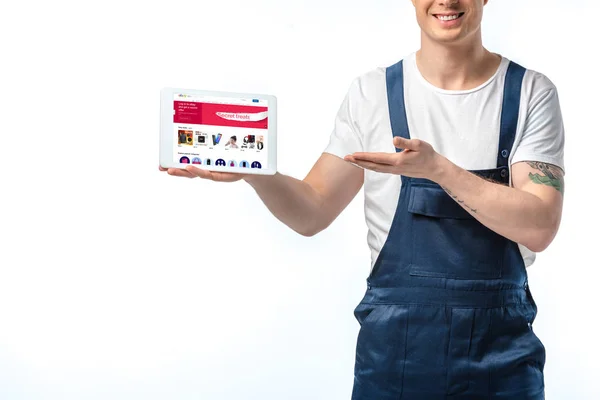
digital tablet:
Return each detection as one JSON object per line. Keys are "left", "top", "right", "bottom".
{"left": 159, "top": 88, "right": 277, "bottom": 175}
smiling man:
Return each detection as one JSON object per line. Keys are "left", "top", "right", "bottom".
{"left": 163, "top": 0, "right": 565, "bottom": 398}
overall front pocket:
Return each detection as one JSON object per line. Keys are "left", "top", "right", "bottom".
{"left": 353, "top": 304, "right": 409, "bottom": 398}
{"left": 407, "top": 184, "right": 504, "bottom": 280}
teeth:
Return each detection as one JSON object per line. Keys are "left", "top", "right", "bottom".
{"left": 438, "top": 14, "right": 459, "bottom": 21}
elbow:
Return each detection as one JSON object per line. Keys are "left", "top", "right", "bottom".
{"left": 296, "top": 224, "right": 326, "bottom": 237}
{"left": 293, "top": 219, "right": 318, "bottom": 237}
{"left": 524, "top": 239, "right": 550, "bottom": 253}
{"left": 295, "top": 217, "right": 330, "bottom": 237}
{"left": 297, "top": 227, "right": 318, "bottom": 237}
{"left": 523, "top": 225, "right": 560, "bottom": 253}
{"left": 522, "top": 208, "right": 562, "bottom": 253}
{"left": 297, "top": 228, "right": 321, "bottom": 237}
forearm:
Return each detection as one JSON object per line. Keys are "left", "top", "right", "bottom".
{"left": 432, "top": 157, "right": 557, "bottom": 252}
{"left": 243, "top": 172, "right": 325, "bottom": 236}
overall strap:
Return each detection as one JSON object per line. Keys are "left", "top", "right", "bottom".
{"left": 386, "top": 60, "right": 411, "bottom": 151}
{"left": 497, "top": 61, "right": 526, "bottom": 181}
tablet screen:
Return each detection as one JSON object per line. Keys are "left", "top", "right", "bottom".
{"left": 171, "top": 93, "right": 269, "bottom": 170}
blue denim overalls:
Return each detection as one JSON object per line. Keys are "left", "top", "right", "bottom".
{"left": 351, "top": 60, "right": 546, "bottom": 399}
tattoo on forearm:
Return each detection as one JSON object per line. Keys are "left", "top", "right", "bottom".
{"left": 441, "top": 186, "right": 477, "bottom": 213}
{"left": 526, "top": 161, "right": 565, "bottom": 195}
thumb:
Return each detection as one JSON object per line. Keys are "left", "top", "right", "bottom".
{"left": 393, "top": 136, "right": 415, "bottom": 151}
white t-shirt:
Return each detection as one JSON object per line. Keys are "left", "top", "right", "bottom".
{"left": 324, "top": 51, "right": 566, "bottom": 271}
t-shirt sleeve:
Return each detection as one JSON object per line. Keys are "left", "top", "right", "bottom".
{"left": 323, "top": 78, "right": 364, "bottom": 159}
{"left": 511, "top": 78, "right": 566, "bottom": 175}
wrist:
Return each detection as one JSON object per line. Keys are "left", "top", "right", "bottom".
{"left": 430, "top": 155, "right": 453, "bottom": 185}
{"left": 243, "top": 172, "right": 275, "bottom": 186}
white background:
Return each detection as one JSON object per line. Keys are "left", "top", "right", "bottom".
{"left": 0, "top": 1, "right": 598, "bottom": 399}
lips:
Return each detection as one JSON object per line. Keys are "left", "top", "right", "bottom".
{"left": 433, "top": 12, "right": 465, "bottom": 21}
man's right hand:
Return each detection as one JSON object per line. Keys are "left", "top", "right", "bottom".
{"left": 158, "top": 165, "right": 246, "bottom": 182}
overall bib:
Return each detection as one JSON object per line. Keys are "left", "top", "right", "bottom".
{"left": 351, "top": 60, "right": 546, "bottom": 399}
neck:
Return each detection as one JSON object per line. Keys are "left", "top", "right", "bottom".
{"left": 416, "top": 31, "right": 500, "bottom": 90}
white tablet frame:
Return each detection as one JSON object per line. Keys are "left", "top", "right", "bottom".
{"left": 159, "top": 87, "right": 277, "bottom": 175}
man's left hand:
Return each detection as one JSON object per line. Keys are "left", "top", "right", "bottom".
{"left": 344, "top": 136, "right": 446, "bottom": 181}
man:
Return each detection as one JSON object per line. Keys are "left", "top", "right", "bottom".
{"left": 161, "top": 0, "right": 565, "bottom": 397}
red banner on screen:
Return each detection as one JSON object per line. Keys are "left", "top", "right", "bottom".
{"left": 173, "top": 101, "right": 269, "bottom": 129}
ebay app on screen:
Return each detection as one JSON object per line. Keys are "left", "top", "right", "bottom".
{"left": 173, "top": 94, "right": 269, "bottom": 169}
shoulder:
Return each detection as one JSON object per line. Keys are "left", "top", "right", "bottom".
{"left": 494, "top": 56, "right": 562, "bottom": 120}
{"left": 346, "top": 53, "right": 416, "bottom": 105}
{"left": 507, "top": 58, "right": 566, "bottom": 172}
{"left": 347, "top": 66, "right": 387, "bottom": 101}
{"left": 354, "top": 52, "right": 416, "bottom": 86}
{"left": 507, "top": 58, "right": 560, "bottom": 101}
{"left": 338, "top": 67, "right": 388, "bottom": 122}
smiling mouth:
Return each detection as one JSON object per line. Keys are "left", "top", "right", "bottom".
{"left": 434, "top": 12, "right": 465, "bottom": 21}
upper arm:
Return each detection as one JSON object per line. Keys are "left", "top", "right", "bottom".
{"left": 303, "top": 152, "right": 364, "bottom": 233}
{"left": 509, "top": 73, "right": 566, "bottom": 250}
{"left": 511, "top": 160, "right": 564, "bottom": 250}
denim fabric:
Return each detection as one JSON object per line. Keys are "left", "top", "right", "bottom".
{"left": 351, "top": 60, "right": 545, "bottom": 399}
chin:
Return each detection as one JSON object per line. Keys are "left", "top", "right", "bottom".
{"left": 428, "top": 32, "right": 465, "bottom": 45}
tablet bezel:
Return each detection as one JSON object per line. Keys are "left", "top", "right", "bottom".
{"left": 159, "top": 87, "right": 277, "bottom": 175}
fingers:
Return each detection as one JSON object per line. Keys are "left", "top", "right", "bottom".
{"left": 167, "top": 168, "right": 196, "bottom": 178}
{"left": 346, "top": 152, "right": 397, "bottom": 166}
{"left": 160, "top": 164, "right": 244, "bottom": 182}
{"left": 347, "top": 158, "right": 396, "bottom": 174}
{"left": 159, "top": 164, "right": 198, "bottom": 178}
{"left": 159, "top": 165, "right": 192, "bottom": 175}
{"left": 210, "top": 172, "right": 244, "bottom": 182}
{"left": 184, "top": 165, "right": 214, "bottom": 180}
{"left": 394, "top": 136, "right": 419, "bottom": 151}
